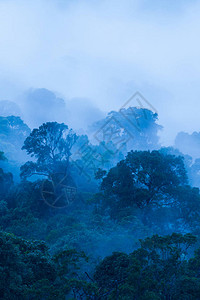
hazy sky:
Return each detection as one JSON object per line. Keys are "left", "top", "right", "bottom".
{"left": 0, "top": 0, "right": 200, "bottom": 145}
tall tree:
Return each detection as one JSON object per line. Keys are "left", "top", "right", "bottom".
{"left": 100, "top": 150, "right": 187, "bottom": 218}
{"left": 21, "top": 122, "right": 77, "bottom": 179}
{"left": 89, "top": 107, "right": 162, "bottom": 153}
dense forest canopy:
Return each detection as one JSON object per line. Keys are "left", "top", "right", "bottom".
{"left": 0, "top": 0, "right": 200, "bottom": 297}
{"left": 0, "top": 96, "right": 199, "bottom": 299}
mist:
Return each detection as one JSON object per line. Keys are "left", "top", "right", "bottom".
{"left": 0, "top": 0, "right": 199, "bottom": 145}
{"left": 0, "top": 2, "right": 200, "bottom": 299}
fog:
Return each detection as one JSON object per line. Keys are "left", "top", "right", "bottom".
{"left": 0, "top": 0, "right": 199, "bottom": 145}
{"left": 1, "top": 3, "right": 200, "bottom": 297}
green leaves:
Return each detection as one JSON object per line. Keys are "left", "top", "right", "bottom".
{"left": 99, "top": 150, "right": 188, "bottom": 219}
{"left": 21, "top": 122, "right": 77, "bottom": 179}
{"left": 22, "top": 122, "right": 76, "bottom": 164}
{"left": 93, "top": 233, "right": 198, "bottom": 300}
{"left": 0, "top": 231, "right": 91, "bottom": 300}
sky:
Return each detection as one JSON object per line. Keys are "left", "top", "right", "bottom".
{"left": 0, "top": 0, "right": 200, "bottom": 145}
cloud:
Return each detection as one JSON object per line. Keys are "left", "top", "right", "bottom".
{"left": 18, "top": 88, "right": 105, "bottom": 132}
{"left": 0, "top": 0, "right": 199, "bottom": 144}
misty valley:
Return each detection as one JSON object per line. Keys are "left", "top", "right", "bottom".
{"left": 0, "top": 89, "right": 200, "bottom": 299}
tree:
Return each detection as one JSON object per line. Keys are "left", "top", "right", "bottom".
{"left": 0, "top": 116, "right": 30, "bottom": 162}
{"left": 89, "top": 107, "right": 162, "bottom": 153}
{"left": 99, "top": 150, "right": 187, "bottom": 219}
{"left": 0, "top": 168, "right": 13, "bottom": 199}
{"left": 93, "top": 233, "right": 198, "bottom": 300}
{"left": 174, "top": 185, "right": 200, "bottom": 231}
{"left": 0, "top": 231, "right": 58, "bottom": 299}
{"left": 20, "top": 122, "right": 77, "bottom": 208}
{"left": 21, "top": 122, "right": 77, "bottom": 179}
{"left": 0, "top": 231, "right": 92, "bottom": 299}
{"left": 0, "top": 151, "right": 13, "bottom": 200}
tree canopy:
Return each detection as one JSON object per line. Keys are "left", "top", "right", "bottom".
{"left": 100, "top": 151, "right": 187, "bottom": 219}
{"left": 21, "top": 122, "right": 77, "bottom": 179}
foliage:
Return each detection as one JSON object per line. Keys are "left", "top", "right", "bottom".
{"left": 0, "top": 231, "right": 93, "bottom": 300}
{"left": 0, "top": 116, "right": 30, "bottom": 161}
{"left": 99, "top": 150, "right": 188, "bottom": 219}
{"left": 0, "top": 168, "right": 13, "bottom": 199}
{"left": 94, "top": 233, "right": 199, "bottom": 300}
{"left": 1, "top": 111, "right": 200, "bottom": 299}
{"left": 89, "top": 107, "right": 162, "bottom": 153}
{"left": 21, "top": 122, "right": 77, "bottom": 179}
